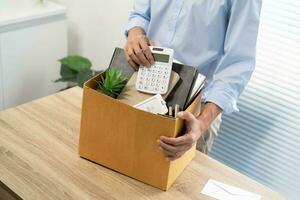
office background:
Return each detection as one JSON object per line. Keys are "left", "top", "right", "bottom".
{"left": 1, "top": 0, "right": 299, "bottom": 199}
{"left": 52, "top": 0, "right": 299, "bottom": 199}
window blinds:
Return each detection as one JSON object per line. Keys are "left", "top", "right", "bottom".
{"left": 209, "top": 0, "right": 300, "bottom": 199}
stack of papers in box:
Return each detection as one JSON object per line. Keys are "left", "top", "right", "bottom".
{"left": 186, "top": 73, "right": 206, "bottom": 106}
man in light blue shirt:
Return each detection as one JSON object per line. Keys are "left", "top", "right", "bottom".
{"left": 125, "top": 0, "right": 262, "bottom": 160}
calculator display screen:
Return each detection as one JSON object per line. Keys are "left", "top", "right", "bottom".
{"left": 152, "top": 53, "right": 169, "bottom": 63}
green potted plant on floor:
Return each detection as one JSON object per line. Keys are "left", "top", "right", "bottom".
{"left": 55, "top": 56, "right": 127, "bottom": 98}
{"left": 55, "top": 56, "right": 100, "bottom": 89}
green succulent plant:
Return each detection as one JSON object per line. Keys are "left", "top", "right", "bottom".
{"left": 95, "top": 68, "right": 127, "bottom": 98}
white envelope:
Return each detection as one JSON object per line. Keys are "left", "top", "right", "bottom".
{"left": 201, "top": 179, "right": 261, "bottom": 200}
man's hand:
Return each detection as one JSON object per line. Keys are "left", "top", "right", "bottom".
{"left": 124, "top": 27, "right": 154, "bottom": 70}
{"left": 157, "top": 103, "right": 222, "bottom": 161}
{"left": 157, "top": 111, "right": 205, "bottom": 161}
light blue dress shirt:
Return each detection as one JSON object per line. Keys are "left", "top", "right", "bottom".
{"left": 126, "top": 0, "right": 262, "bottom": 114}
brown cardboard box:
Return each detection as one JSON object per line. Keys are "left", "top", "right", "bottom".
{"left": 79, "top": 71, "right": 201, "bottom": 191}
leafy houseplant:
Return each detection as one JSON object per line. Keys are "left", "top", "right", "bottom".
{"left": 55, "top": 56, "right": 100, "bottom": 88}
{"left": 95, "top": 68, "right": 127, "bottom": 98}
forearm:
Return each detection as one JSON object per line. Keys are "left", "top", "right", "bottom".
{"left": 126, "top": 0, "right": 151, "bottom": 36}
{"left": 197, "top": 102, "right": 222, "bottom": 134}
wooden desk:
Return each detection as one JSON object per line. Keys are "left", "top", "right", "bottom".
{"left": 0, "top": 87, "right": 286, "bottom": 200}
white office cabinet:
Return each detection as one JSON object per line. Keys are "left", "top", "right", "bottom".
{"left": 0, "top": 1, "right": 67, "bottom": 110}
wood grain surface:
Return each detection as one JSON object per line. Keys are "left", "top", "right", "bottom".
{"left": 0, "top": 87, "right": 286, "bottom": 200}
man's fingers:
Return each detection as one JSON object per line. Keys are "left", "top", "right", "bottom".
{"left": 158, "top": 136, "right": 196, "bottom": 161}
{"left": 166, "top": 150, "right": 186, "bottom": 161}
{"left": 158, "top": 139, "right": 177, "bottom": 153}
{"left": 177, "top": 111, "right": 195, "bottom": 123}
{"left": 124, "top": 48, "right": 138, "bottom": 70}
{"left": 158, "top": 139, "right": 191, "bottom": 155}
{"left": 159, "top": 145, "right": 187, "bottom": 159}
{"left": 139, "top": 39, "right": 154, "bottom": 65}
{"left": 133, "top": 44, "right": 150, "bottom": 66}
{"left": 125, "top": 29, "right": 153, "bottom": 67}
{"left": 128, "top": 48, "right": 140, "bottom": 65}
{"left": 160, "top": 134, "right": 195, "bottom": 147}
{"left": 126, "top": 45, "right": 141, "bottom": 65}
{"left": 128, "top": 60, "right": 138, "bottom": 70}
{"left": 160, "top": 135, "right": 187, "bottom": 146}
{"left": 159, "top": 146, "right": 176, "bottom": 157}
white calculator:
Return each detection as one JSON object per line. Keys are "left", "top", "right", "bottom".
{"left": 136, "top": 46, "right": 174, "bottom": 94}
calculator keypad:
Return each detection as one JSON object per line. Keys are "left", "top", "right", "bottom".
{"left": 136, "top": 64, "right": 171, "bottom": 94}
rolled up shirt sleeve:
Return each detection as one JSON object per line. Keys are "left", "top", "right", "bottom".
{"left": 126, "top": 0, "right": 151, "bottom": 36}
{"left": 202, "top": 0, "right": 262, "bottom": 114}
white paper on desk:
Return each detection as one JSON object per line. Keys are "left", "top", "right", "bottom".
{"left": 201, "top": 179, "right": 261, "bottom": 200}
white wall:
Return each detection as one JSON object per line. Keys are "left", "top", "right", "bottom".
{"left": 51, "top": 0, "right": 133, "bottom": 70}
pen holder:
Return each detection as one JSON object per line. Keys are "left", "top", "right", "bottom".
{"left": 79, "top": 71, "right": 201, "bottom": 191}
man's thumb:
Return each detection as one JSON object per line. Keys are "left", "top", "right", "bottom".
{"left": 177, "top": 111, "right": 195, "bottom": 122}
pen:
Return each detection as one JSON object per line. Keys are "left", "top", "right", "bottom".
{"left": 169, "top": 106, "right": 173, "bottom": 116}
{"left": 174, "top": 104, "right": 179, "bottom": 118}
